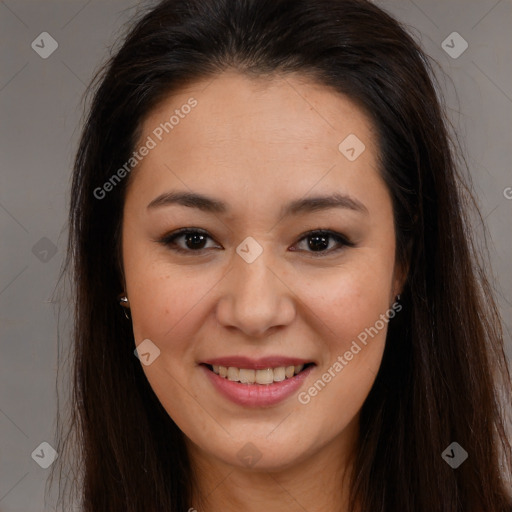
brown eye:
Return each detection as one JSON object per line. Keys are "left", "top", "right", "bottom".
{"left": 159, "top": 229, "right": 220, "bottom": 254}
{"left": 158, "top": 228, "right": 353, "bottom": 257}
{"left": 181, "top": 232, "right": 208, "bottom": 250}
{"left": 291, "top": 230, "right": 353, "bottom": 256}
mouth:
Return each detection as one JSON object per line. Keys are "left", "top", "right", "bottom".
{"left": 200, "top": 360, "right": 316, "bottom": 407}
{"left": 202, "top": 362, "right": 315, "bottom": 385}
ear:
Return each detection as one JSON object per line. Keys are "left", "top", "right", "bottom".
{"left": 392, "top": 254, "right": 410, "bottom": 300}
{"left": 118, "top": 293, "right": 130, "bottom": 308}
{"left": 392, "top": 230, "right": 414, "bottom": 299}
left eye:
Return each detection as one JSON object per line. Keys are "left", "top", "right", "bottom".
{"left": 292, "top": 230, "right": 353, "bottom": 255}
{"left": 159, "top": 229, "right": 353, "bottom": 256}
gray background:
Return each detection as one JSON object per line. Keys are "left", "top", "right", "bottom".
{"left": 0, "top": 1, "right": 511, "bottom": 510}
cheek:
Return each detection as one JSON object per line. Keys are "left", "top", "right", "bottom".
{"left": 294, "top": 267, "right": 392, "bottom": 434}
{"left": 300, "top": 258, "right": 394, "bottom": 353}
{"left": 127, "top": 264, "right": 222, "bottom": 425}
{"left": 128, "top": 264, "right": 220, "bottom": 349}
{"left": 121, "top": 221, "right": 212, "bottom": 335}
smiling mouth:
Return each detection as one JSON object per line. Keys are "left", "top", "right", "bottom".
{"left": 203, "top": 363, "right": 315, "bottom": 385}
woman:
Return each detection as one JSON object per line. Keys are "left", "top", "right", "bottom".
{"left": 51, "top": 0, "right": 512, "bottom": 510}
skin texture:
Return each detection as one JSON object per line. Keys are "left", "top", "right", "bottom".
{"left": 121, "top": 71, "right": 405, "bottom": 511}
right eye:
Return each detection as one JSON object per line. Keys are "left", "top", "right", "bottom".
{"left": 158, "top": 228, "right": 222, "bottom": 254}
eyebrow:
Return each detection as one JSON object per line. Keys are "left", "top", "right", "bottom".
{"left": 147, "top": 190, "right": 368, "bottom": 217}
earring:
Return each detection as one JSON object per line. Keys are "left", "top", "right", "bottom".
{"left": 118, "top": 293, "right": 131, "bottom": 320}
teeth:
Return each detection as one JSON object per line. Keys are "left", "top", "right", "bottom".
{"left": 239, "top": 368, "right": 255, "bottom": 384}
{"left": 227, "top": 367, "right": 239, "bottom": 381}
{"left": 210, "top": 364, "right": 308, "bottom": 384}
{"left": 273, "top": 367, "right": 286, "bottom": 382}
{"left": 255, "top": 368, "right": 273, "bottom": 384}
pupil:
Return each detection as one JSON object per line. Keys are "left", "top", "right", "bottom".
{"left": 186, "top": 233, "right": 206, "bottom": 249}
{"left": 309, "top": 234, "right": 328, "bottom": 251}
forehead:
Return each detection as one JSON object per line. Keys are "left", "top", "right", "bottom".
{"left": 126, "top": 71, "right": 382, "bottom": 214}
{"left": 142, "top": 70, "right": 376, "bottom": 152}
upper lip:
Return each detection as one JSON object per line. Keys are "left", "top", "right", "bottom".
{"left": 202, "top": 356, "right": 314, "bottom": 370}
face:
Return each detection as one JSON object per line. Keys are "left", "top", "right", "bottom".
{"left": 121, "top": 71, "right": 403, "bottom": 473}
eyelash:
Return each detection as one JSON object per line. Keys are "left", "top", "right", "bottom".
{"left": 158, "top": 228, "right": 354, "bottom": 257}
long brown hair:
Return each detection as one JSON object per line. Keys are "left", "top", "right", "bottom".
{"left": 50, "top": 0, "right": 512, "bottom": 510}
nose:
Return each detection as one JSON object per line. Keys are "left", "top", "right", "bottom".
{"left": 215, "top": 248, "right": 296, "bottom": 338}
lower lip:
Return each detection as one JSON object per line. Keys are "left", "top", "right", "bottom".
{"left": 201, "top": 364, "right": 315, "bottom": 407}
